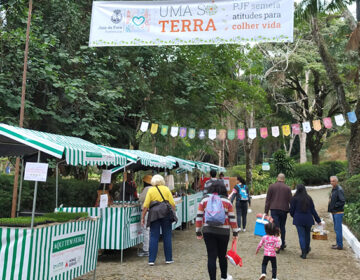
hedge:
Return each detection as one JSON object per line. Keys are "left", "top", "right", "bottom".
{"left": 293, "top": 161, "right": 347, "bottom": 185}
{"left": 0, "top": 174, "right": 99, "bottom": 218}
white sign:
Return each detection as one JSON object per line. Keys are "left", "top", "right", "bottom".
{"left": 223, "top": 178, "right": 230, "bottom": 191}
{"left": 89, "top": 0, "right": 294, "bottom": 47}
{"left": 101, "top": 170, "right": 112, "bottom": 184}
{"left": 50, "top": 230, "right": 87, "bottom": 277}
{"left": 262, "top": 162, "right": 270, "bottom": 171}
{"left": 99, "top": 194, "right": 109, "bottom": 208}
{"left": 24, "top": 162, "right": 48, "bottom": 182}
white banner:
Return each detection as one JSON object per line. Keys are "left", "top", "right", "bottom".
{"left": 271, "top": 126, "right": 280, "bottom": 137}
{"left": 302, "top": 121, "right": 311, "bottom": 133}
{"left": 89, "top": 0, "right": 294, "bottom": 47}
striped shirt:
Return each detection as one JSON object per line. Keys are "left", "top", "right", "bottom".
{"left": 196, "top": 194, "right": 238, "bottom": 236}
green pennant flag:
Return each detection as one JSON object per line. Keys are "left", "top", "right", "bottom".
{"left": 188, "top": 128, "right": 196, "bottom": 139}
{"left": 227, "top": 129, "right": 235, "bottom": 140}
{"left": 161, "top": 125, "right": 169, "bottom": 136}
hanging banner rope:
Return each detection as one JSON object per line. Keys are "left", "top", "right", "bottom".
{"left": 89, "top": 0, "right": 294, "bottom": 47}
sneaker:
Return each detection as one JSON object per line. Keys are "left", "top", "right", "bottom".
{"left": 331, "top": 245, "right": 343, "bottom": 250}
{"left": 221, "top": 274, "right": 233, "bottom": 280}
{"left": 165, "top": 260, "right": 174, "bottom": 264}
{"left": 259, "top": 274, "right": 266, "bottom": 280}
{"left": 138, "top": 249, "right": 149, "bottom": 257}
{"left": 237, "top": 228, "right": 242, "bottom": 232}
{"left": 148, "top": 262, "right": 155, "bottom": 266}
{"left": 243, "top": 228, "right": 246, "bottom": 232}
{"left": 272, "top": 278, "right": 279, "bottom": 280}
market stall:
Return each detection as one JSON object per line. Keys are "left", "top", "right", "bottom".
{"left": 0, "top": 217, "right": 100, "bottom": 280}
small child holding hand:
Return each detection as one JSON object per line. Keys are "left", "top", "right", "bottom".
{"left": 256, "top": 223, "right": 281, "bottom": 280}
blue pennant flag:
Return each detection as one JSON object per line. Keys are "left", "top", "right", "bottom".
{"left": 347, "top": 111, "right": 357, "bottom": 123}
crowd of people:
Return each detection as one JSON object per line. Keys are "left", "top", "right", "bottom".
{"left": 132, "top": 169, "right": 345, "bottom": 280}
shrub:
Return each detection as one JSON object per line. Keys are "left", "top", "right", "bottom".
{"left": 0, "top": 217, "right": 55, "bottom": 227}
{"left": 344, "top": 202, "right": 360, "bottom": 240}
{"left": 0, "top": 174, "right": 99, "bottom": 218}
{"left": 293, "top": 161, "right": 347, "bottom": 185}
{"left": 271, "top": 150, "right": 294, "bottom": 177}
{"left": 43, "top": 212, "right": 89, "bottom": 222}
{"left": 343, "top": 174, "right": 360, "bottom": 204}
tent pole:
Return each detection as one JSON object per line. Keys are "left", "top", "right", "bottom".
{"left": 30, "top": 151, "right": 41, "bottom": 230}
{"left": 56, "top": 162, "right": 59, "bottom": 209}
{"left": 121, "top": 165, "right": 126, "bottom": 264}
{"left": 16, "top": 158, "right": 25, "bottom": 217}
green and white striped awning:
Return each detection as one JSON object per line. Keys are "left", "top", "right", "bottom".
{"left": 103, "top": 147, "right": 176, "bottom": 173}
{"left": 194, "top": 161, "right": 226, "bottom": 173}
{"left": 0, "top": 123, "right": 129, "bottom": 166}
{"left": 166, "top": 156, "right": 196, "bottom": 172}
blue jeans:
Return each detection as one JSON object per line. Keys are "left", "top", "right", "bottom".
{"left": 271, "top": 209, "right": 288, "bottom": 247}
{"left": 333, "top": 213, "right": 344, "bottom": 248}
{"left": 296, "top": 225, "right": 312, "bottom": 251}
{"left": 149, "top": 217, "right": 173, "bottom": 263}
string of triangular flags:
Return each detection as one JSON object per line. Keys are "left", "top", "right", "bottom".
{"left": 139, "top": 112, "right": 358, "bottom": 140}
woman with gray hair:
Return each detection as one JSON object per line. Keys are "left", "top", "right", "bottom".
{"left": 141, "top": 174, "right": 175, "bottom": 266}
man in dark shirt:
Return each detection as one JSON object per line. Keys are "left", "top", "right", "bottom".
{"left": 328, "top": 175, "right": 345, "bottom": 250}
{"left": 265, "top": 173, "right": 292, "bottom": 250}
{"left": 204, "top": 169, "right": 218, "bottom": 194}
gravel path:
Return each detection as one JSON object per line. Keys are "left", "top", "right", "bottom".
{"left": 77, "top": 188, "right": 360, "bottom": 280}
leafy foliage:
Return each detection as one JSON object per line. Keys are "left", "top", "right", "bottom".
{"left": 271, "top": 150, "right": 295, "bottom": 177}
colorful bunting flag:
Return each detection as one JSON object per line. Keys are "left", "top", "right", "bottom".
{"left": 335, "top": 114, "right": 345, "bottom": 126}
{"left": 313, "top": 120, "right": 321, "bottom": 131}
{"left": 179, "top": 127, "right": 187, "bottom": 138}
{"left": 271, "top": 126, "right": 280, "bottom": 137}
{"left": 282, "top": 125, "right": 291, "bottom": 136}
{"left": 260, "top": 127, "right": 268, "bottom": 139}
{"left": 170, "top": 126, "right": 179, "bottom": 137}
{"left": 323, "top": 117, "right": 333, "bottom": 129}
{"left": 248, "top": 128, "right": 257, "bottom": 139}
{"left": 140, "top": 121, "right": 149, "bottom": 132}
{"left": 237, "top": 129, "right": 245, "bottom": 140}
{"left": 347, "top": 111, "right": 357, "bottom": 123}
{"left": 302, "top": 121, "right": 311, "bottom": 133}
{"left": 199, "top": 129, "right": 206, "bottom": 139}
{"left": 291, "top": 123, "right": 301, "bottom": 135}
{"left": 218, "top": 129, "right": 227, "bottom": 140}
{"left": 188, "top": 128, "right": 196, "bottom": 139}
{"left": 150, "top": 123, "right": 158, "bottom": 134}
{"left": 208, "top": 129, "right": 217, "bottom": 140}
{"left": 227, "top": 129, "right": 235, "bottom": 140}
{"left": 161, "top": 125, "right": 169, "bottom": 136}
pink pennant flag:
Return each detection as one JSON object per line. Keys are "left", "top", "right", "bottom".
{"left": 237, "top": 129, "right": 245, "bottom": 140}
{"left": 291, "top": 124, "right": 301, "bottom": 135}
{"left": 260, "top": 127, "right": 268, "bottom": 139}
{"left": 323, "top": 117, "right": 333, "bottom": 129}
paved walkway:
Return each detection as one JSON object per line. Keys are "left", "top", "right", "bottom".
{"left": 78, "top": 188, "right": 360, "bottom": 280}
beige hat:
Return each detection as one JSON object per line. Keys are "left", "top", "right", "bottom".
{"left": 143, "top": 175, "right": 152, "bottom": 185}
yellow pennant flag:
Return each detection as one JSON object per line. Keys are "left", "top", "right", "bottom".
{"left": 282, "top": 124, "right": 291, "bottom": 136}
{"left": 150, "top": 123, "right": 158, "bottom": 134}
{"left": 313, "top": 120, "right": 321, "bottom": 131}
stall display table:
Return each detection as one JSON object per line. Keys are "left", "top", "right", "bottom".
{"left": 182, "top": 192, "right": 203, "bottom": 223}
{"left": 0, "top": 218, "right": 100, "bottom": 280}
{"left": 172, "top": 198, "right": 183, "bottom": 230}
{"left": 58, "top": 206, "right": 143, "bottom": 250}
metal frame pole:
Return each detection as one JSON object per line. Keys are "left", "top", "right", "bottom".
{"left": 16, "top": 158, "right": 25, "bottom": 217}
{"left": 121, "top": 165, "right": 126, "bottom": 263}
{"left": 56, "top": 162, "right": 59, "bottom": 209}
{"left": 30, "top": 151, "right": 41, "bottom": 230}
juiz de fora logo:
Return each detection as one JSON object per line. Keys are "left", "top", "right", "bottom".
{"left": 158, "top": 4, "right": 217, "bottom": 33}
{"left": 111, "top": 10, "right": 123, "bottom": 24}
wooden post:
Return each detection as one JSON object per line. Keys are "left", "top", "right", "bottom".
{"left": 11, "top": 0, "right": 33, "bottom": 218}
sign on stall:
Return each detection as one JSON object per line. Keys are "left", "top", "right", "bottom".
{"left": 99, "top": 194, "right": 109, "bottom": 208}
{"left": 89, "top": 0, "right": 294, "bottom": 47}
{"left": 262, "top": 162, "right": 270, "bottom": 171}
{"left": 130, "top": 207, "right": 142, "bottom": 239}
{"left": 50, "top": 230, "right": 87, "bottom": 277}
{"left": 101, "top": 170, "right": 112, "bottom": 184}
{"left": 24, "top": 162, "right": 49, "bottom": 182}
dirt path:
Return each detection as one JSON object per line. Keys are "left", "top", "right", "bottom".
{"left": 77, "top": 188, "right": 360, "bottom": 280}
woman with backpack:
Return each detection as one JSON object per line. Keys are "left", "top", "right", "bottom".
{"left": 196, "top": 180, "right": 238, "bottom": 280}
{"left": 229, "top": 176, "right": 250, "bottom": 232}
